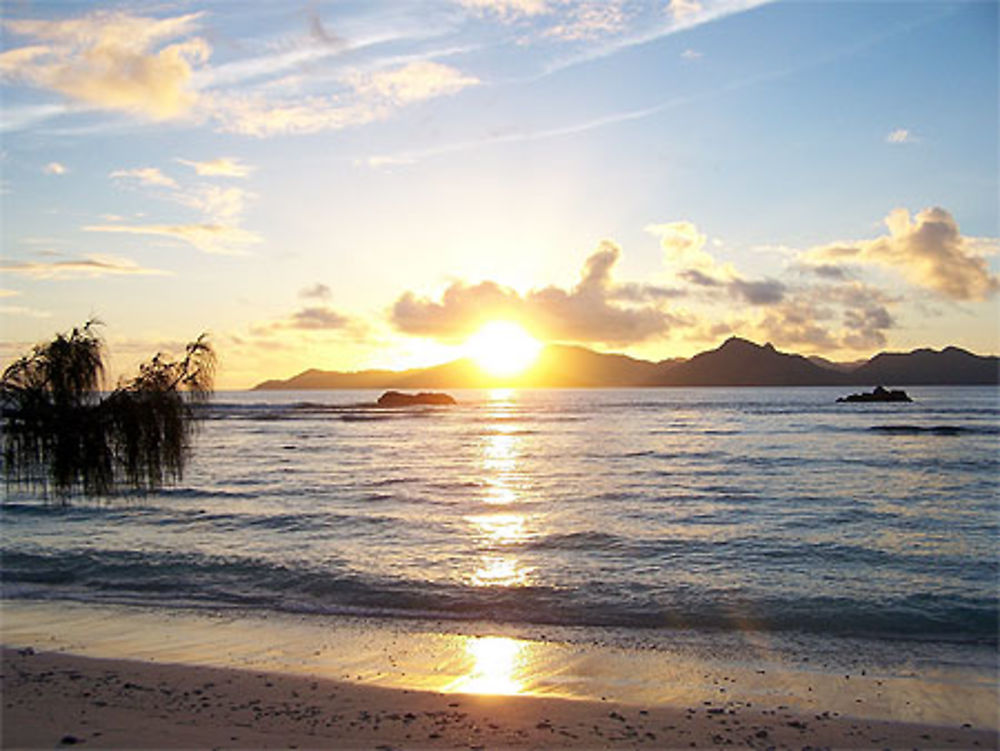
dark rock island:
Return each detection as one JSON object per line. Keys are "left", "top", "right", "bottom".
{"left": 376, "top": 391, "right": 456, "bottom": 407}
{"left": 836, "top": 386, "right": 912, "bottom": 403}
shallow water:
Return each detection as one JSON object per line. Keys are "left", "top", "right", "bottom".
{"left": 3, "top": 387, "right": 998, "bottom": 645}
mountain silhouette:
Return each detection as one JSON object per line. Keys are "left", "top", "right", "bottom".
{"left": 253, "top": 338, "right": 998, "bottom": 389}
{"left": 654, "top": 337, "right": 850, "bottom": 386}
{"left": 850, "top": 346, "right": 999, "bottom": 385}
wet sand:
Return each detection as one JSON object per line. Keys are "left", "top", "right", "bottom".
{"left": 3, "top": 600, "right": 997, "bottom": 749}
{"left": 4, "top": 647, "right": 996, "bottom": 750}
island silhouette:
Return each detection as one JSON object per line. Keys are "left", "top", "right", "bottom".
{"left": 254, "top": 337, "right": 999, "bottom": 390}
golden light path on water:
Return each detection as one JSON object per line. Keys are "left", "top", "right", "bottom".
{"left": 449, "top": 389, "right": 535, "bottom": 694}
{"left": 469, "top": 388, "right": 534, "bottom": 590}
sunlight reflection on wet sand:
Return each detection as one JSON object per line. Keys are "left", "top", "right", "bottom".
{"left": 3, "top": 600, "right": 997, "bottom": 728}
{"left": 445, "top": 635, "right": 528, "bottom": 695}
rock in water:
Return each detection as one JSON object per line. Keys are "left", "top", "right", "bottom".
{"left": 376, "top": 391, "right": 457, "bottom": 407}
{"left": 836, "top": 385, "right": 912, "bottom": 403}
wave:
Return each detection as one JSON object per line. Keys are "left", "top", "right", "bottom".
{"left": 3, "top": 547, "right": 996, "bottom": 644}
{"left": 869, "top": 424, "right": 1000, "bottom": 436}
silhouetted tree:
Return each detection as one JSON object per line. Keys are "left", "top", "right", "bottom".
{"left": 1, "top": 321, "right": 215, "bottom": 500}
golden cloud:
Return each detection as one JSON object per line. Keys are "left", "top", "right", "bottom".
{"left": 392, "top": 241, "right": 679, "bottom": 345}
{"left": 808, "top": 207, "right": 999, "bottom": 301}
{"left": 1, "top": 11, "right": 207, "bottom": 120}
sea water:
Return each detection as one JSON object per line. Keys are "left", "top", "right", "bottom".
{"left": 3, "top": 387, "right": 998, "bottom": 653}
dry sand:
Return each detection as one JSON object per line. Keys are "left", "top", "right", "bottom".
{"left": 3, "top": 647, "right": 997, "bottom": 750}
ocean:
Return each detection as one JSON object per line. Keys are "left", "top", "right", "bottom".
{"left": 3, "top": 386, "right": 998, "bottom": 654}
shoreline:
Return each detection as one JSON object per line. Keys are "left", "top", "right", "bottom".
{"left": 3, "top": 647, "right": 996, "bottom": 749}
{"left": 2, "top": 599, "right": 998, "bottom": 748}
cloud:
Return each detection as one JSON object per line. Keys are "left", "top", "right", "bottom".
{"left": 648, "top": 219, "right": 784, "bottom": 305}
{"left": 43, "top": 161, "right": 66, "bottom": 175}
{"left": 729, "top": 278, "right": 786, "bottom": 305}
{"left": 840, "top": 305, "right": 893, "bottom": 350}
{"left": 0, "top": 305, "right": 51, "bottom": 319}
{"left": 799, "top": 263, "right": 851, "bottom": 281}
{"left": 807, "top": 207, "right": 999, "bottom": 301}
{"left": 753, "top": 300, "right": 838, "bottom": 351}
{"left": 0, "top": 253, "right": 169, "bottom": 279}
{"left": 176, "top": 185, "right": 254, "bottom": 222}
{"left": 645, "top": 220, "right": 716, "bottom": 270}
{"left": 300, "top": 283, "right": 332, "bottom": 300}
{"left": 110, "top": 166, "right": 178, "bottom": 188}
{"left": 681, "top": 48, "right": 703, "bottom": 60}
{"left": 0, "top": 289, "right": 22, "bottom": 298}
{"left": 457, "top": 0, "right": 550, "bottom": 18}
{"left": 750, "top": 280, "right": 897, "bottom": 353}
{"left": 285, "top": 306, "right": 351, "bottom": 330}
{"left": 668, "top": 0, "right": 703, "bottom": 21}
{"left": 886, "top": 128, "right": 915, "bottom": 144}
{"left": 175, "top": 157, "right": 253, "bottom": 178}
{"left": 83, "top": 223, "right": 261, "bottom": 256}
{"left": 352, "top": 61, "right": 480, "bottom": 106}
{"left": 679, "top": 268, "right": 723, "bottom": 287}
{"left": 543, "top": 3, "right": 629, "bottom": 40}
{"left": 392, "top": 241, "right": 679, "bottom": 345}
{"left": 358, "top": 154, "right": 417, "bottom": 169}
{"left": 212, "top": 61, "right": 478, "bottom": 137}
{"left": 1, "top": 11, "right": 208, "bottom": 120}
{"left": 251, "top": 304, "right": 360, "bottom": 336}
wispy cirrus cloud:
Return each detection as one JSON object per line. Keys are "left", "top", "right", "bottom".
{"left": 1, "top": 9, "right": 479, "bottom": 139}
{"left": 668, "top": 0, "right": 704, "bottom": 21}
{"left": 214, "top": 60, "right": 479, "bottom": 137}
{"left": 103, "top": 158, "right": 258, "bottom": 253}
{"left": 176, "top": 185, "right": 255, "bottom": 223}
{"left": 83, "top": 223, "right": 261, "bottom": 256}
{"left": 0, "top": 253, "right": 169, "bottom": 279}
{"left": 542, "top": 3, "right": 629, "bottom": 40}
{"left": 457, "top": 0, "right": 550, "bottom": 18}
{"left": 110, "top": 166, "right": 177, "bottom": 188}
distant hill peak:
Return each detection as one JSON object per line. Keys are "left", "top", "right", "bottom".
{"left": 253, "top": 337, "right": 998, "bottom": 389}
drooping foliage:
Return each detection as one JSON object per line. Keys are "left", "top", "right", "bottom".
{"left": 1, "top": 321, "right": 215, "bottom": 500}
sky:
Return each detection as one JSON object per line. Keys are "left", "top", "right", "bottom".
{"left": 1, "top": 0, "right": 997, "bottom": 388}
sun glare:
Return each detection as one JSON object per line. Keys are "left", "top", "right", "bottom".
{"left": 466, "top": 321, "right": 542, "bottom": 378}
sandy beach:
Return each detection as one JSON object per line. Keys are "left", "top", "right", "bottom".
{"left": 3, "top": 647, "right": 996, "bottom": 750}
{"left": 3, "top": 599, "right": 998, "bottom": 750}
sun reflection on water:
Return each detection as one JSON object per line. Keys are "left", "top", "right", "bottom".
{"left": 467, "top": 512, "right": 526, "bottom": 544}
{"left": 472, "top": 555, "right": 532, "bottom": 586}
{"left": 469, "top": 388, "right": 535, "bottom": 587}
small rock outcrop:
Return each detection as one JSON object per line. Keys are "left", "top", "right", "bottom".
{"left": 376, "top": 391, "right": 457, "bottom": 407}
{"left": 836, "top": 385, "right": 912, "bottom": 403}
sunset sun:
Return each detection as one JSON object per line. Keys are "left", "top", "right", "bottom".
{"left": 465, "top": 321, "right": 542, "bottom": 378}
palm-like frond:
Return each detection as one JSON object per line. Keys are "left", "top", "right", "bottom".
{"left": 1, "top": 322, "right": 215, "bottom": 501}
